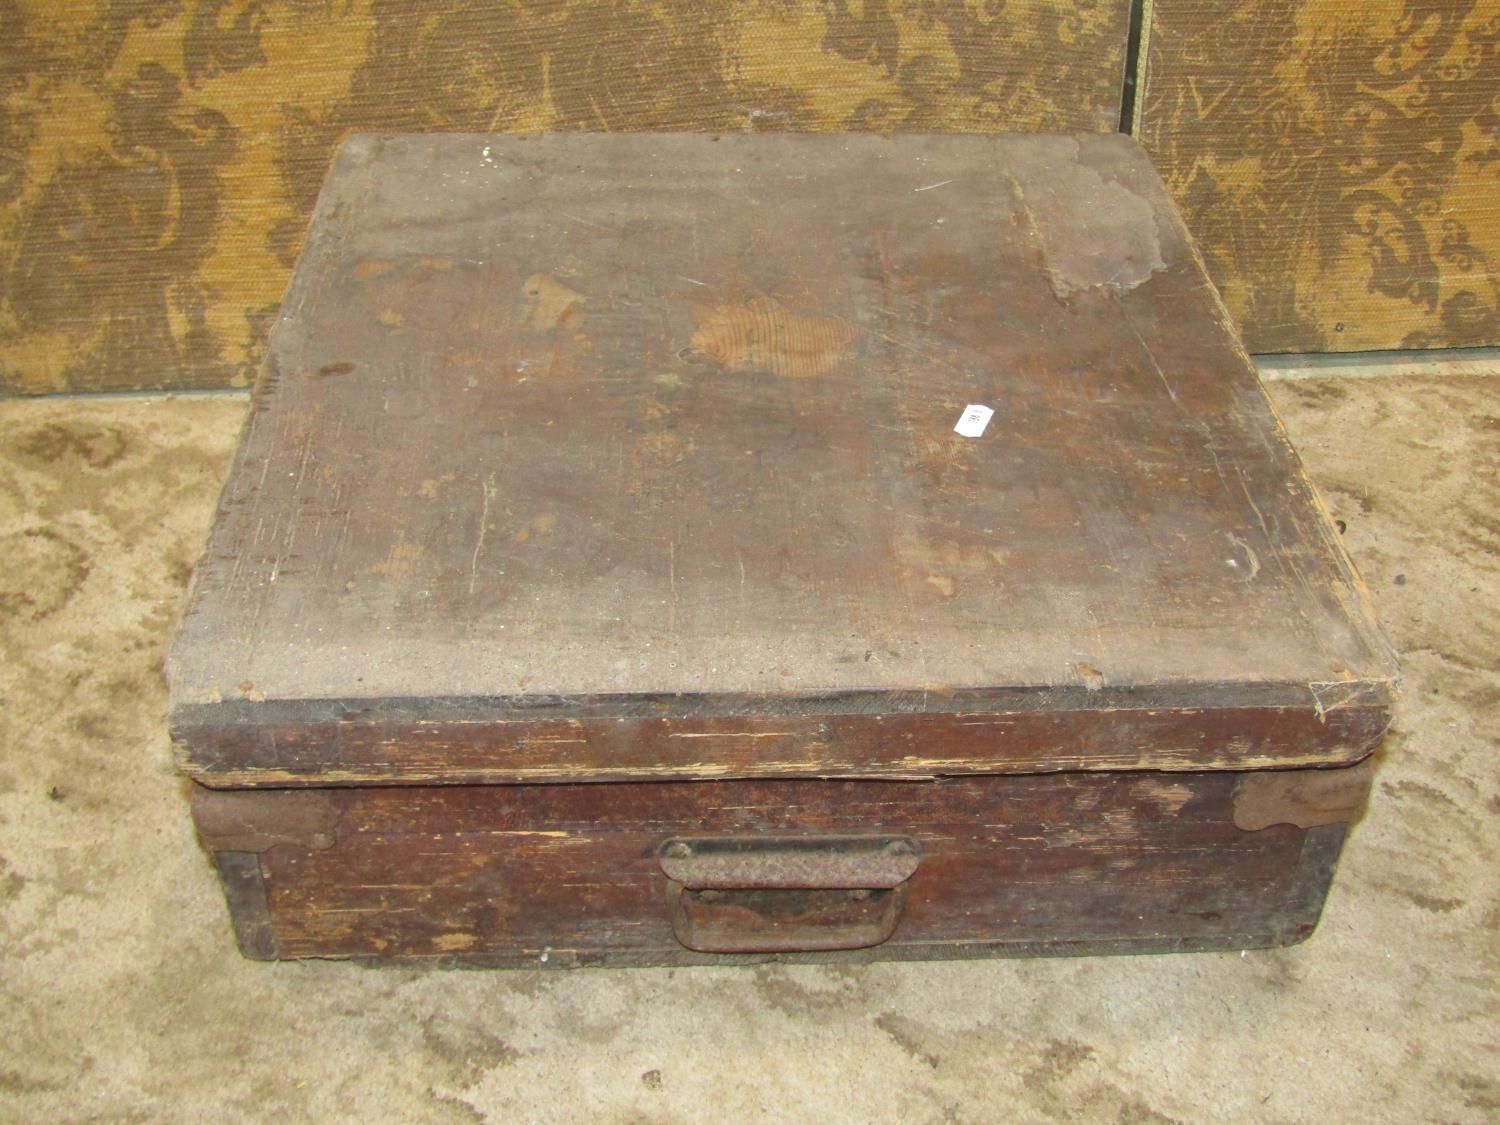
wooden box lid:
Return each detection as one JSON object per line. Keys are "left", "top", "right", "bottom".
{"left": 168, "top": 133, "right": 1396, "bottom": 787}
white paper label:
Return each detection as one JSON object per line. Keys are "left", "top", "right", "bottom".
{"left": 954, "top": 403, "right": 994, "bottom": 437}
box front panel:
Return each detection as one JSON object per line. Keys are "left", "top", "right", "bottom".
{"left": 194, "top": 768, "right": 1362, "bottom": 964}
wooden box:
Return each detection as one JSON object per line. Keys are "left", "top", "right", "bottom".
{"left": 168, "top": 133, "right": 1397, "bottom": 965}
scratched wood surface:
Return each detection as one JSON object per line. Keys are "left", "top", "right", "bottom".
{"left": 167, "top": 133, "right": 1396, "bottom": 783}
{"left": 191, "top": 770, "right": 1352, "bottom": 964}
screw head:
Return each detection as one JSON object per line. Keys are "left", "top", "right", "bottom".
{"left": 663, "top": 841, "right": 692, "bottom": 859}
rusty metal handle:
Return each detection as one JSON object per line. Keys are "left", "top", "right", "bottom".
{"left": 659, "top": 836, "right": 920, "bottom": 953}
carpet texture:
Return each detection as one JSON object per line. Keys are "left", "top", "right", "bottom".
{"left": 0, "top": 376, "right": 1496, "bottom": 1122}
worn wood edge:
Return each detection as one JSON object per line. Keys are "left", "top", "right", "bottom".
{"left": 173, "top": 726, "right": 1387, "bottom": 790}
{"left": 1120, "top": 162, "right": 1401, "bottom": 690}
{"left": 163, "top": 351, "right": 291, "bottom": 719}
{"left": 177, "top": 750, "right": 1381, "bottom": 789}
{"left": 168, "top": 680, "right": 1398, "bottom": 786}
{"left": 162, "top": 137, "right": 362, "bottom": 715}
{"left": 170, "top": 688, "right": 1396, "bottom": 787}
{"left": 1256, "top": 381, "right": 1403, "bottom": 687}
{"left": 169, "top": 677, "right": 1397, "bottom": 727}
{"left": 1279, "top": 823, "right": 1348, "bottom": 942}
{"left": 213, "top": 852, "right": 278, "bottom": 961}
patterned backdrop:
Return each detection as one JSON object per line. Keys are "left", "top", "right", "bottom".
{"left": 4, "top": 2, "right": 1500, "bottom": 391}
{"left": 1136, "top": 0, "right": 1500, "bottom": 354}
{"left": 0, "top": 1, "right": 1130, "bottom": 393}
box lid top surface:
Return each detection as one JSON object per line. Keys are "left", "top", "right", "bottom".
{"left": 168, "top": 133, "right": 1395, "bottom": 776}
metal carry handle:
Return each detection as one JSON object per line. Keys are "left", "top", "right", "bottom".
{"left": 659, "top": 835, "right": 920, "bottom": 953}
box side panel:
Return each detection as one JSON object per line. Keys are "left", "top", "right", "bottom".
{"left": 191, "top": 767, "right": 1365, "bottom": 965}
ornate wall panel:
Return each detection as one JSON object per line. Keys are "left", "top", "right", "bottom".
{"left": 0, "top": 1, "right": 1130, "bottom": 393}
{"left": 1136, "top": 0, "right": 1500, "bottom": 353}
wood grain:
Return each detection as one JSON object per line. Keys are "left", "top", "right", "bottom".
{"left": 192, "top": 769, "right": 1359, "bottom": 964}
{"left": 174, "top": 699, "right": 1391, "bottom": 787}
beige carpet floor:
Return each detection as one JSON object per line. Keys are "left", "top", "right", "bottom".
{"left": 1, "top": 375, "right": 1496, "bottom": 1123}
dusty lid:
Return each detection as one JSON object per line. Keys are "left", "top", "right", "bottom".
{"left": 168, "top": 132, "right": 1396, "bottom": 787}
